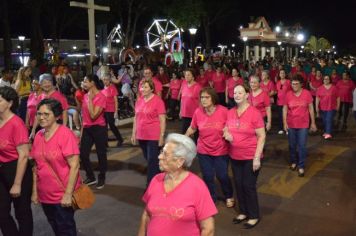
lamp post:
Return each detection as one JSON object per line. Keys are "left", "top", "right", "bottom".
{"left": 189, "top": 27, "right": 197, "bottom": 65}
{"left": 242, "top": 36, "right": 248, "bottom": 61}
{"left": 18, "top": 36, "right": 25, "bottom": 66}
{"left": 277, "top": 41, "right": 282, "bottom": 60}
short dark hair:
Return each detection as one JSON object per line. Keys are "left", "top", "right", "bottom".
{"left": 0, "top": 86, "right": 19, "bottom": 113}
{"left": 85, "top": 74, "right": 103, "bottom": 89}
{"left": 184, "top": 68, "right": 195, "bottom": 78}
{"left": 200, "top": 87, "right": 219, "bottom": 105}
{"left": 291, "top": 74, "right": 304, "bottom": 85}
{"left": 37, "top": 98, "right": 63, "bottom": 118}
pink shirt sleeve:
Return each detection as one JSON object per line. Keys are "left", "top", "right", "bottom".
{"left": 59, "top": 127, "right": 80, "bottom": 157}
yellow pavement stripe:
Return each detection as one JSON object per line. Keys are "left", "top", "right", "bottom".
{"left": 258, "top": 145, "right": 348, "bottom": 198}
{"left": 107, "top": 147, "right": 142, "bottom": 161}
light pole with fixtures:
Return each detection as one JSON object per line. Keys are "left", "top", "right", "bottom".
{"left": 189, "top": 27, "right": 197, "bottom": 65}
{"left": 18, "top": 36, "right": 25, "bottom": 66}
{"left": 242, "top": 36, "right": 248, "bottom": 61}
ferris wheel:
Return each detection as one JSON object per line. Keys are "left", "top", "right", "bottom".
{"left": 146, "top": 19, "right": 181, "bottom": 51}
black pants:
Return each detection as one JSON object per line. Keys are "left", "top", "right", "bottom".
{"left": 227, "top": 97, "right": 236, "bottom": 109}
{"left": 277, "top": 105, "right": 284, "bottom": 131}
{"left": 217, "top": 92, "right": 226, "bottom": 107}
{"left": 80, "top": 125, "right": 108, "bottom": 180}
{"left": 0, "top": 160, "right": 33, "bottom": 236}
{"left": 168, "top": 99, "right": 179, "bottom": 120}
{"left": 42, "top": 203, "right": 77, "bottom": 236}
{"left": 338, "top": 102, "right": 351, "bottom": 125}
{"left": 231, "top": 159, "right": 260, "bottom": 219}
{"left": 138, "top": 140, "right": 160, "bottom": 185}
{"left": 104, "top": 112, "right": 123, "bottom": 143}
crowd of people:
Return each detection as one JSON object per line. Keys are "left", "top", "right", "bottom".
{"left": 0, "top": 55, "right": 356, "bottom": 235}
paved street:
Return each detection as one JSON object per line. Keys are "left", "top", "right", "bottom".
{"left": 29, "top": 117, "right": 356, "bottom": 236}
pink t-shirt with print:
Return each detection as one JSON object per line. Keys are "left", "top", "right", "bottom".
{"left": 142, "top": 172, "right": 218, "bottom": 236}
{"left": 169, "top": 79, "right": 182, "bottom": 100}
{"left": 211, "top": 73, "right": 226, "bottom": 93}
{"left": 248, "top": 91, "right": 271, "bottom": 117}
{"left": 276, "top": 79, "right": 291, "bottom": 106}
{"left": 180, "top": 82, "right": 201, "bottom": 118}
{"left": 81, "top": 91, "right": 106, "bottom": 127}
{"left": 316, "top": 85, "right": 339, "bottom": 111}
{"left": 102, "top": 84, "right": 118, "bottom": 112}
{"left": 226, "top": 77, "right": 244, "bottom": 98}
{"left": 191, "top": 105, "right": 228, "bottom": 156}
{"left": 285, "top": 89, "right": 313, "bottom": 128}
{"left": 30, "top": 125, "right": 81, "bottom": 204}
{"left": 135, "top": 95, "right": 165, "bottom": 140}
{"left": 260, "top": 80, "right": 276, "bottom": 103}
{"left": 0, "top": 115, "right": 29, "bottom": 163}
{"left": 27, "top": 92, "right": 41, "bottom": 126}
{"left": 226, "top": 106, "right": 264, "bottom": 160}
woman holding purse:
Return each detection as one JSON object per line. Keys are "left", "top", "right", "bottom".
{"left": 31, "top": 98, "right": 81, "bottom": 236}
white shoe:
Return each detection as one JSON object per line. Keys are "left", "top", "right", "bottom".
{"left": 278, "top": 130, "right": 284, "bottom": 134}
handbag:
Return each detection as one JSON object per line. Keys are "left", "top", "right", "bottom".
{"left": 40, "top": 139, "right": 95, "bottom": 210}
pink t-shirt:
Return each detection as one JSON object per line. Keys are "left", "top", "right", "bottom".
{"left": 196, "top": 75, "right": 209, "bottom": 88}
{"left": 81, "top": 92, "right": 106, "bottom": 127}
{"left": 248, "top": 91, "right": 271, "bottom": 117}
{"left": 142, "top": 172, "right": 218, "bottom": 236}
{"left": 39, "top": 91, "right": 69, "bottom": 110}
{"left": 316, "top": 85, "right": 339, "bottom": 111}
{"left": 30, "top": 125, "right": 81, "bottom": 204}
{"left": 204, "top": 70, "right": 215, "bottom": 82}
{"left": 331, "top": 75, "right": 341, "bottom": 85}
{"left": 0, "top": 115, "right": 28, "bottom": 163}
{"left": 285, "top": 89, "right": 313, "bottom": 128}
{"left": 27, "top": 92, "right": 41, "bottom": 126}
{"left": 211, "top": 73, "right": 226, "bottom": 93}
{"left": 191, "top": 105, "right": 228, "bottom": 156}
{"left": 276, "top": 79, "right": 291, "bottom": 106}
{"left": 309, "top": 77, "right": 323, "bottom": 96}
{"left": 336, "top": 80, "right": 355, "bottom": 103}
{"left": 169, "top": 79, "right": 182, "bottom": 100}
{"left": 180, "top": 82, "right": 202, "bottom": 118}
{"left": 226, "top": 106, "right": 264, "bottom": 160}
{"left": 260, "top": 80, "right": 276, "bottom": 102}
{"left": 226, "top": 77, "right": 244, "bottom": 98}
{"left": 102, "top": 84, "right": 118, "bottom": 112}
{"left": 138, "top": 77, "right": 163, "bottom": 97}
{"left": 135, "top": 95, "right": 166, "bottom": 140}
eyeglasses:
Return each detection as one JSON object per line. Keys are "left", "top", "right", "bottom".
{"left": 36, "top": 112, "right": 51, "bottom": 118}
{"left": 291, "top": 83, "right": 300, "bottom": 86}
{"left": 159, "top": 150, "right": 176, "bottom": 160}
{"left": 200, "top": 96, "right": 211, "bottom": 99}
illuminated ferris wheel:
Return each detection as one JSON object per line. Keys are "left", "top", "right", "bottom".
{"left": 146, "top": 19, "right": 181, "bottom": 51}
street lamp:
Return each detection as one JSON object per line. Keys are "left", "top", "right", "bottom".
{"left": 242, "top": 36, "right": 248, "bottom": 61}
{"left": 189, "top": 27, "right": 197, "bottom": 64}
{"left": 18, "top": 36, "right": 25, "bottom": 66}
{"left": 297, "top": 33, "right": 304, "bottom": 41}
{"left": 275, "top": 26, "right": 281, "bottom": 33}
{"left": 277, "top": 41, "right": 282, "bottom": 60}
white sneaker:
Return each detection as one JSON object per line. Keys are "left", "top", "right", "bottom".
{"left": 278, "top": 130, "right": 284, "bottom": 134}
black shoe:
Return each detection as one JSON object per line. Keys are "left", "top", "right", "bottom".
{"left": 232, "top": 216, "right": 247, "bottom": 224}
{"left": 116, "top": 140, "right": 123, "bottom": 147}
{"left": 243, "top": 219, "right": 260, "bottom": 229}
{"left": 83, "top": 178, "right": 97, "bottom": 186}
{"left": 96, "top": 179, "right": 105, "bottom": 189}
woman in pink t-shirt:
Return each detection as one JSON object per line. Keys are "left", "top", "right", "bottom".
{"left": 0, "top": 86, "right": 33, "bottom": 235}
{"left": 179, "top": 69, "right": 202, "bottom": 134}
{"left": 138, "top": 134, "right": 217, "bottom": 236}
{"left": 31, "top": 98, "right": 80, "bottom": 236}
{"left": 166, "top": 71, "right": 182, "bottom": 120}
{"left": 80, "top": 74, "right": 107, "bottom": 189}
{"left": 276, "top": 69, "right": 291, "bottom": 134}
{"left": 102, "top": 74, "right": 123, "bottom": 147}
{"left": 336, "top": 72, "right": 355, "bottom": 130}
{"left": 249, "top": 75, "right": 272, "bottom": 131}
{"left": 132, "top": 79, "right": 166, "bottom": 185}
{"left": 330, "top": 69, "right": 341, "bottom": 85}
{"left": 260, "top": 70, "right": 276, "bottom": 104}
{"left": 26, "top": 79, "right": 42, "bottom": 131}
{"left": 309, "top": 69, "right": 323, "bottom": 104}
{"left": 186, "top": 87, "right": 234, "bottom": 207}
{"left": 196, "top": 68, "right": 209, "bottom": 88}
{"left": 225, "top": 68, "right": 244, "bottom": 108}
{"left": 316, "top": 75, "right": 340, "bottom": 139}
{"left": 210, "top": 65, "right": 227, "bottom": 106}
{"left": 283, "top": 74, "right": 317, "bottom": 177}
{"left": 223, "top": 85, "right": 266, "bottom": 229}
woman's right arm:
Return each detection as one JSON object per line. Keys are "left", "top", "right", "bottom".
{"left": 31, "top": 163, "right": 38, "bottom": 204}
{"left": 283, "top": 105, "right": 288, "bottom": 132}
{"left": 137, "top": 209, "right": 149, "bottom": 236}
{"left": 185, "top": 126, "right": 196, "bottom": 137}
{"left": 200, "top": 217, "right": 215, "bottom": 236}
{"left": 131, "top": 115, "right": 137, "bottom": 145}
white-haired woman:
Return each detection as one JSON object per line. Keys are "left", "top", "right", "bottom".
{"left": 138, "top": 133, "right": 217, "bottom": 236}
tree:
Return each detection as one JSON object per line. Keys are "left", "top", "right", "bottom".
{"left": 0, "top": 0, "right": 12, "bottom": 69}
{"left": 304, "top": 35, "right": 332, "bottom": 54}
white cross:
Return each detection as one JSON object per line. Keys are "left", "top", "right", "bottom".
{"left": 70, "top": 0, "right": 110, "bottom": 62}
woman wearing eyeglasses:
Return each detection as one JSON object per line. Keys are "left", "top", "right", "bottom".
{"left": 0, "top": 86, "right": 33, "bottom": 236}
{"left": 30, "top": 98, "right": 81, "bottom": 236}
{"left": 283, "top": 74, "right": 317, "bottom": 177}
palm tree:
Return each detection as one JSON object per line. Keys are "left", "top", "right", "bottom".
{"left": 304, "top": 36, "right": 332, "bottom": 54}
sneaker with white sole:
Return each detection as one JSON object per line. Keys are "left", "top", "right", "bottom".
{"left": 278, "top": 130, "right": 284, "bottom": 135}
{"left": 83, "top": 178, "right": 97, "bottom": 186}
{"left": 96, "top": 179, "right": 105, "bottom": 190}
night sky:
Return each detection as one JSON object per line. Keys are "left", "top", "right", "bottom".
{"left": 2, "top": 0, "right": 356, "bottom": 53}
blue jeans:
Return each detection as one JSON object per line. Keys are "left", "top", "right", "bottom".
{"left": 288, "top": 128, "right": 308, "bottom": 168}
{"left": 138, "top": 140, "right": 160, "bottom": 185}
{"left": 41, "top": 204, "right": 77, "bottom": 236}
{"left": 198, "top": 154, "right": 233, "bottom": 202}
{"left": 321, "top": 110, "right": 336, "bottom": 135}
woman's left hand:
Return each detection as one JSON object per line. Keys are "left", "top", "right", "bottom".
{"left": 252, "top": 158, "right": 261, "bottom": 172}
{"left": 310, "top": 123, "right": 317, "bottom": 132}
{"left": 9, "top": 184, "right": 21, "bottom": 198}
{"left": 159, "top": 136, "right": 164, "bottom": 147}
{"left": 61, "top": 193, "right": 73, "bottom": 208}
